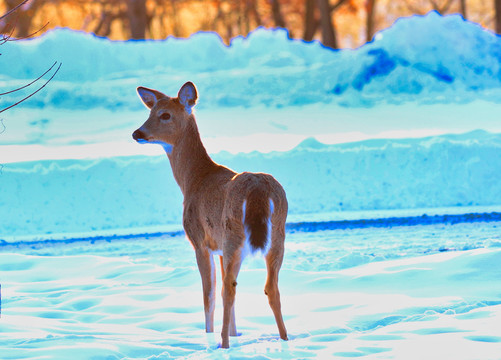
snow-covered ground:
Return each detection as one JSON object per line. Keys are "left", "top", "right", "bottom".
{"left": 2, "top": 221, "right": 501, "bottom": 359}
{"left": 1, "top": 11, "right": 501, "bottom": 359}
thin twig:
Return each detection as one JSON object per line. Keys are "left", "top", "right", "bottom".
{"left": 0, "top": 62, "right": 62, "bottom": 114}
{"left": 331, "top": 0, "right": 349, "bottom": 12}
{"left": 0, "top": 61, "right": 58, "bottom": 96}
{"left": 0, "top": 0, "right": 30, "bottom": 21}
{"left": 440, "top": 0, "right": 455, "bottom": 13}
{"left": 402, "top": 0, "right": 423, "bottom": 14}
{"left": 0, "top": 22, "right": 50, "bottom": 44}
{"left": 0, "top": 24, "right": 16, "bottom": 44}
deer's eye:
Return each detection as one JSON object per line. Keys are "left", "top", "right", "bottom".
{"left": 159, "top": 113, "right": 171, "bottom": 121}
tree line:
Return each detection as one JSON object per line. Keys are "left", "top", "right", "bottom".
{"left": 1, "top": 0, "right": 501, "bottom": 49}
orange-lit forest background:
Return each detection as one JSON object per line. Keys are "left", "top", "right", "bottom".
{"left": 1, "top": 0, "right": 501, "bottom": 49}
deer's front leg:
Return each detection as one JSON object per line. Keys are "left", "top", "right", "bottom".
{"left": 195, "top": 248, "right": 216, "bottom": 333}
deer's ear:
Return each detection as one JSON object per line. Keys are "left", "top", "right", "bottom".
{"left": 137, "top": 87, "right": 164, "bottom": 109}
{"left": 178, "top": 82, "right": 198, "bottom": 113}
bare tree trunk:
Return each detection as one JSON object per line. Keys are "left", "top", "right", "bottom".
{"left": 429, "top": 0, "right": 454, "bottom": 13}
{"left": 496, "top": 0, "right": 501, "bottom": 34}
{"left": 94, "top": 8, "right": 115, "bottom": 38}
{"left": 459, "top": 0, "right": 467, "bottom": 18}
{"left": 248, "top": 0, "right": 262, "bottom": 26}
{"left": 303, "top": 0, "right": 319, "bottom": 41}
{"left": 170, "top": 0, "right": 181, "bottom": 37}
{"left": 316, "top": 0, "right": 336, "bottom": 48}
{"left": 236, "top": 0, "right": 244, "bottom": 34}
{"left": 226, "top": 22, "right": 233, "bottom": 41}
{"left": 127, "top": 0, "right": 148, "bottom": 39}
{"left": 243, "top": 0, "right": 251, "bottom": 34}
{"left": 365, "top": 0, "right": 377, "bottom": 43}
{"left": 402, "top": 0, "right": 423, "bottom": 14}
{"left": 94, "top": 12, "right": 110, "bottom": 37}
{"left": 270, "top": 0, "right": 286, "bottom": 28}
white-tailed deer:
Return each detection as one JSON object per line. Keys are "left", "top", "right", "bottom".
{"left": 132, "top": 82, "right": 288, "bottom": 348}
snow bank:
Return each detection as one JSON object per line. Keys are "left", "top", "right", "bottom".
{"left": 2, "top": 12, "right": 501, "bottom": 240}
{"left": 2, "top": 11, "right": 501, "bottom": 360}
{"left": 2, "top": 12, "right": 501, "bottom": 110}
{"left": 2, "top": 131, "right": 500, "bottom": 241}
{"left": 2, "top": 241, "right": 501, "bottom": 359}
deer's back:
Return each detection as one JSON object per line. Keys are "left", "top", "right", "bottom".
{"left": 182, "top": 166, "right": 287, "bottom": 252}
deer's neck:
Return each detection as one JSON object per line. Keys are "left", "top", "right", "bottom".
{"left": 167, "top": 119, "right": 217, "bottom": 195}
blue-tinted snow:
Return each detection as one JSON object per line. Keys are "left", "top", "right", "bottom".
{"left": 2, "top": 11, "right": 501, "bottom": 110}
{"left": 1, "top": 130, "right": 500, "bottom": 241}
{"left": 2, "top": 12, "right": 501, "bottom": 360}
{"left": 2, "top": 228, "right": 501, "bottom": 358}
{"left": 1, "top": 11, "right": 501, "bottom": 240}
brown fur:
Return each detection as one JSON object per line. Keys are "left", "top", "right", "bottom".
{"left": 132, "top": 82, "right": 288, "bottom": 348}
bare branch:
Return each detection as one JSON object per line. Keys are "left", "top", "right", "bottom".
{"left": 330, "top": 0, "right": 349, "bottom": 13}
{"left": 0, "top": 61, "right": 59, "bottom": 96}
{"left": 441, "top": 0, "right": 455, "bottom": 13}
{"left": 1, "top": 21, "right": 49, "bottom": 45}
{"left": 0, "top": 0, "right": 30, "bottom": 21}
{"left": 0, "top": 24, "right": 17, "bottom": 45}
{"left": 0, "top": 62, "right": 62, "bottom": 114}
{"left": 1, "top": 21, "right": 49, "bottom": 44}
{"left": 429, "top": 0, "right": 454, "bottom": 12}
{"left": 402, "top": 0, "right": 424, "bottom": 14}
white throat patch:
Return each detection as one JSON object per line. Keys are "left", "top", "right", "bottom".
{"left": 162, "top": 143, "right": 173, "bottom": 154}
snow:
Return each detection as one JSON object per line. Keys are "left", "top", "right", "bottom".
{"left": 1, "top": 11, "right": 501, "bottom": 360}
{"left": 1, "top": 130, "right": 501, "bottom": 241}
{"left": 3, "top": 12, "right": 501, "bottom": 110}
{"left": 1, "top": 222, "right": 501, "bottom": 359}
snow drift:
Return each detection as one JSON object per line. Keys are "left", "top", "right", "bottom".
{"left": 1, "top": 12, "right": 501, "bottom": 360}
{"left": 2, "top": 12, "right": 501, "bottom": 111}
{"left": 1, "top": 12, "right": 501, "bottom": 240}
{"left": 2, "top": 131, "right": 500, "bottom": 241}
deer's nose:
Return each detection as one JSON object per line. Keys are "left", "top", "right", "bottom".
{"left": 132, "top": 129, "right": 146, "bottom": 141}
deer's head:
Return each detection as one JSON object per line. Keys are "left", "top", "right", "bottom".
{"left": 132, "top": 82, "right": 198, "bottom": 153}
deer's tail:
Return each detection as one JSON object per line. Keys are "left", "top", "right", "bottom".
{"left": 243, "top": 188, "right": 273, "bottom": 253}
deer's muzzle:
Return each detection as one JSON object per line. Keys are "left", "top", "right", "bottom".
{"left": 132, "top": 129, "right": 147, "bottom": 142}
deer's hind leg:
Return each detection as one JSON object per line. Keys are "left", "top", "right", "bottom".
{"left": 219, "top": 256, "right": 237, "bottom": 336}
{"left": 220, "top": 239, "right": 244, "bottom": 348}
{"left": 264, "top": 229, "right": 288, "bottom": 341}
